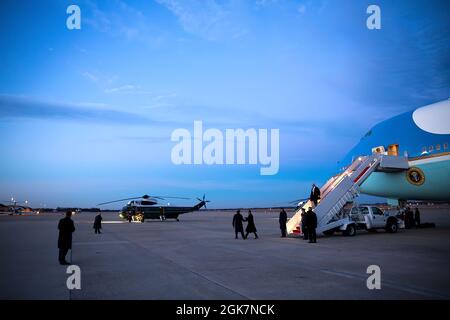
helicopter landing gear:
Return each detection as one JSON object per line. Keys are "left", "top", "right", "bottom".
{"left": 176, "top": 218, "right": 180, "bottom": 222}
{"left": 135, "top": 213, "right": 144, "bottom": 223}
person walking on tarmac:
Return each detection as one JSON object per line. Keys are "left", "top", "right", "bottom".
{"left": 127, "top": 212, "right": 133, "bottom": 223}
{"left": 300, "top": 208, "right": 308, "bottom": 240}
{"left": 93, "top": 212, "right": 102, "bottom": 234}
{"left": 232, "top": 210, "right": 246, "bottom": 239}
{"left": 58, "top": 210, "right": 75, "bottom": 265}
{"left": 306, "top": 207, "right": 317, "bottom": 243}
{"left": 279, "top": 208, "right": 288, "bottom": 237}
{"left": 310, "top": 183, "right": 321, "bottom": 207}
{"left": 244, "top": 210, "right": 259, "bottom": 239}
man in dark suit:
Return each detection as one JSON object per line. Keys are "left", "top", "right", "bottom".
{"left": 58, "top": 211, "right": 75, "bottom": 265}
{"left": 279, "top": 208, "right": 288, "bottom": 237}
{"left": 232, "top": 210, "right": 246, "bottom": 239}
{"left": 93, "top": 213, "right": 102, "bottom": 234}
{"left": 310, "top": 183, "right": 321, "bottom": 206}
{"left": 414, "top": 208, "right": 421, "bottom": 228}
{"left": 306, "top": 207, "right": 317, "bottom": 243}
{"left": 300, "top": 208, "right": 308, "bottom": 240}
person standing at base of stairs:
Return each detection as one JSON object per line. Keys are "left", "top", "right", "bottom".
{"left": 300, "top": 208, "right": 308, "bottom": 240}
{"left": 279, "top": 208, "right": 288, "bottom": 237}
{"left": 310, "top": 183, "right": 321, "bottom": 207}
{"left": 305, "top": 207, "right": 317, "bottom": 243}
{"left": 232, "top": 210, "right": 246, "bottom": 239}
{"left": 414, "top": 207, "right": 421, "bottom": 228}
{"left": 405, "top": 207, "right": 414, "bottom": 229}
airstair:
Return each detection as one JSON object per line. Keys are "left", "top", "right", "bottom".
{"left": 287, "top": 154, "right": 407, "bottom": 236}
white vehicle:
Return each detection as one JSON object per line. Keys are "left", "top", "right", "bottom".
{"left": 345, "top": 205, "right": 400, "bottom": 235}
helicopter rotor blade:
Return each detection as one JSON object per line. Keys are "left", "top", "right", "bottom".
{"left": 154, "top": 196, "right": 191, "bottom": 200}
{"left": 98, "top": 194, "right": 191, "bottom": 206}
{"left": 97, "top": 196, "right": 144, "bottom": 206}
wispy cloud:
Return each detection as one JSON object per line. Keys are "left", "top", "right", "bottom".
{"left": 83, "top": 0, "right": 167, "bottom": 46}
{"left": 104, "top": 84, "right": 153, "bottom": 94}
{"left": 80, "top": 71, "right": 99, "bottom": 82}
{"left": 254, "top": 0, "right": 279, "bottom": 7}
{"left": 0, "top": 94, "right": 153, "bottom": 125}
{"left": 81, "top": 70, "right": 118, "bottom": 85}
{"left": 156, "top": 0, "right": 249, "bottom": 41}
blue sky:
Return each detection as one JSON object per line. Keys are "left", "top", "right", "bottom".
{"left": 0, "top": 0, "right": 449, "bottom": 208}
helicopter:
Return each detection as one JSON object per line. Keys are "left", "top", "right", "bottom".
{"left": 1, "top": 199, "right": 33, "bottom": 215}
{"left": 97, "top": 194, "right": 210, "bottom": 222}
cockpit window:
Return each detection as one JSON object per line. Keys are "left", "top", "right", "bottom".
{"left": 363, "top": 130, "right": 372, "bottom": 139}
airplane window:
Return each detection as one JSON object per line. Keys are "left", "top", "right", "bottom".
{"left": 436, "top": 144, "right": 441, "bottom": 151}
{"left": 444, "top": 143, "right": 448, "bottom": 150}
{"left": 429, "top": 145, "right": 434, "bottom": 152}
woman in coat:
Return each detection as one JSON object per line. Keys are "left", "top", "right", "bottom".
{"left": 245, "top": 210, "right": 259, "bottom": 239}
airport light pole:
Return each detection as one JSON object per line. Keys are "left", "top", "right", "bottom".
{"left": 11, "top": 197, "right": 16, "bottom": 214}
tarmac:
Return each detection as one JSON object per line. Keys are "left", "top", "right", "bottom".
{"left": 0, "top": 207, "right": 450, "bottom": 300}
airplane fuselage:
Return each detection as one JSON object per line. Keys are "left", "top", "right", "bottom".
{"left": 341, "top": 99, "right": 450, "bottom": 202}
{"left": 360, "top": 153, "right": 450, "bottom": 200}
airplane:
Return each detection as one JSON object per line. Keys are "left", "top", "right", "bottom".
{"left": 97, "top": 194, "right": 210, "bottom": 222}
{"left": 339, "top": 98, "right": 450, "bottom": 205}
{"left": 286, "top": 98, "right": 449, "bottom": 236}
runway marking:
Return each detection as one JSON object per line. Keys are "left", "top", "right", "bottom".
{"left": 101, "top": 221, "right": 127, "bottom": 224}
{"left": 74, "top": 220, "right": 127, "bottom": 224}
{"left": 320, "top": 268, "right": 450, "bottom": 299}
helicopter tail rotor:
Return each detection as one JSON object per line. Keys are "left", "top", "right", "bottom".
{"left": 196, "top": 194, "right": 210, "bottom": 210}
